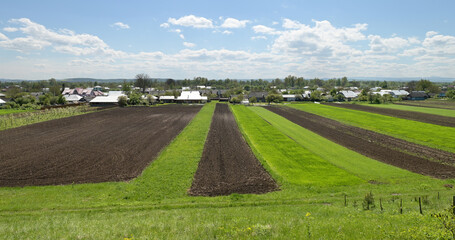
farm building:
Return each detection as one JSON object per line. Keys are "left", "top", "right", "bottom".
{"left": 62, "top": 88, "right": 104, "bottom": 97}
{"left": 63, "top": 94, "right": 84, "bottom": 103}
{"left": 248, "top": 92, "right": 268, "bottom": 102}
{"left": 90, "top": 91, "right": 126, "bottom": 105}
{"left": 408, "top": 91, "right": 428, "bottom": 100}
{"left": 339, "top": 91, "right": 359, "bottom": 101}
{"left": 176, "top": 91, "right": 207, "bottom": 103}
{"left": 302, "top": 91, "right": 311, "bottom": 100}
{"left": 282, "top": 94, "right": 298, "bottom": 101}
{"left": 0, "top": 98, "right": 5, "bottom": 106}
{"left": 159, "top": 95, "right": 175, "bottom": 103}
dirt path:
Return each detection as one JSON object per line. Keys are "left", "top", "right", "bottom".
{"left": 0, "top": 105, "right": 201, "bottom": 187}
{"left": 265, "top": 106, "right": 455, "bottom": 179}
{"left": 189, "top": 104, "right": 278, "bottom": 196}
{"left": 324, "top": 103, "right": 455, "bottom": 127}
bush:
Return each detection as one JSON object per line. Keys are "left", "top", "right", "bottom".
{"left": 118, "top": 96, "right": 128, "bottom": 107}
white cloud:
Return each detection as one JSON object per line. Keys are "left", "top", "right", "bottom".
{"left": 160, "top": 23, "right": 170, "bottom": 28}
{"left": 167, "top": 15, "right": 214, "bottom": 28}
{"left": 272, "top": 21, "right": 279, "bottom": 25}
{"left": 0, "top": 18, "right": 125, "bottom": 57}
{"left": 112, "top": 22, "right": 130, "bottom": 29}
{"left": 271, "top": 20, "right": 367, "bottom": 57}
{"left": 426, "top": 31, "right": 438, "bottom": 37}
{"left": 367, "top": 35, "right": 410, "bottom": 54}
{"left": 252, "top": 25, "right": 281, "bottom": 35}
{"left": 3, "top": 27, "right": 18, "bottom": 32}
{"left": 179, "top": 34, "right": 185, "bottom": 39}
{"left": 222, "top": 30, "right": 232, "bottom": 35}
{"left": 251, "top": 36, "right": 267, "bottom": 40}
{"left": 0, "top": 32, "right": 8, "bottom": 41}
{"left": 220, "top": 18, "right": 250, "bottom": 28}
{"left": 282, "top": 19, "right": 301, "bottom": 29}
{"left": 183, "top": 42, "right": 196, "bottom": 48}
{"left": 170, "top": 29, "right": 181, "bottom": 33}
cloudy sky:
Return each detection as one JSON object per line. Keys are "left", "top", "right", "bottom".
{"left": 0, "top": 0, "right": 454, "bottom": 80}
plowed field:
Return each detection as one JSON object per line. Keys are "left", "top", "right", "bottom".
{"left": 324, "top": 103, "right": 455, "bottom": 127}
{"left": 266, "top": 106, "right": 455, "bottom": 179}
{"left": 189, "top": 104, "right": 278, "bottom": 196}
{"left": 0, "top": 106, "right": 201, "bottom": 187}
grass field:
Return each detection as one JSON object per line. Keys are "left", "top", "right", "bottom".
{"left": 354, "top": 102, "right": 455, "bottom": 117}
{"left": 248, "top": 106, "right": 427, "bottom": 183}
{"left": 2, "top": 103, "right": 455, "bottom": 239}
{"left": 289, "top": 103, "right": 455, "bottom": 153}
{"left": 398, "top": 99, "right": 455, "bottom": 110}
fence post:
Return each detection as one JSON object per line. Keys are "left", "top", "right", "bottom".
{"left": 400, "top": 199, "right": 403, "bottom": 214}
{"left": 419, "top": 197, "right": 422, "bottom": 214}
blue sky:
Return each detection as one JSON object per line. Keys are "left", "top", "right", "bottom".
{"left": 0, "top": 0, "right": 454, "bottom": 79}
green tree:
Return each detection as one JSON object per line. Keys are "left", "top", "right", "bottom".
{"left": 249, "top": 96, "right": 257, "bottom": 103}
{"left": 127, "top": 92, "right": 142, "bottom": 105}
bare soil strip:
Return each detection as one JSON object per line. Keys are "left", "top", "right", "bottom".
{"left": 324, "top": 103, "right": 455, "bottom": 127}
{"left": 265, "top": 106, "right": 455, "bottom": 179}
{"left": 0, "top": 105, "right": 201, "bottom": 187}
{"left": 189, "top": 104, "right": 278, "bottom": 196}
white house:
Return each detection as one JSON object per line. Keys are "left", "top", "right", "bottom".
{"left": 64, "top": 94, "right": 83, "bottom": 103}
{"left": 176, "top": 91, "right": 207, "bottom": 103}
{"left": 159, "top": 96, "right": 175, "bottom": 103}
{"left": 340, "top": 90, "right": 359, "bottom": 100}
{"left": 0, "top": 98, "right": 5, "bottom": 106}
{"left": 90, "top": 91, "right": 127, "bottom": 104}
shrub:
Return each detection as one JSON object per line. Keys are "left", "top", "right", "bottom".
{"left": 118, "top": 96, "right": 128, "bottom": 107}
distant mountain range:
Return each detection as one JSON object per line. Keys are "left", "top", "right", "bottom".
{"left": 1, "top": 77, "right": 454, "bottom": 83}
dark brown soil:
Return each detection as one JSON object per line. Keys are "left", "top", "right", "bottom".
{"left": 324, "top": 103, "right": 455, "bottom": 127}
{"left": 265, "top": 105, "right": 455, "bottom": 179}
{"left": 189, "top": 104, "right": 278, "bottom": 196}
{"left": 0, "top": 105, "right": 201, "bottom": 187}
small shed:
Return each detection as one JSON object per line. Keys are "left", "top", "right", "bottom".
{"left": 0, "top": 98, "right": 5, "bottom": 106}
{"left": 282, "top": 94, "right": 297, "bottom": 102}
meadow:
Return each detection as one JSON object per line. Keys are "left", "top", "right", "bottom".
{"left": 1, "top": 102, "right": 455, "bottom": 239}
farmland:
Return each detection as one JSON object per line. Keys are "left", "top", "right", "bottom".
{"left": 1, "top": 102, "right": 455, "bottom": 239}
{"left": 325, "top": 102, "right": 455, "bottom": 127}
{"left": 396, "top": 99, "right": 455, "bottom": 110}
{"left": 289, "top": 103, "right": 455, "bottom": 153}
{"left": 0, "top": 105, "right": 201, "bottom": 187}
{"left": 353, "top": 102, "right": 455, "bottom": 118}
{"left": 189, "top": 103, "right": 277, "bottom": 196}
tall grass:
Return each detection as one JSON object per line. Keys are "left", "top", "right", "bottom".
{"left": 0, "top": 105, "right": 94, "bottom": 131}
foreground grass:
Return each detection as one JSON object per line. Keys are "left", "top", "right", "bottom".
{"left": 353, "top": 102, "right": 455, "bottom": 117}
{"left": 289, "top": 103, "right": 455, "bottom": 153}
{"left": 230, "top": 105, "right": 362, "bottom": 186}
{"left": 0, "top": 105, "right": 94, "bottom": 131}
{"left": 2, "top": 103, "right": 455, "bottom": 239}
{"left": 249, "top": 106, "right": 427, "bottom": 184}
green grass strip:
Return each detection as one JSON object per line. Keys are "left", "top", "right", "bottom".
{"left": 289, "top": 104, "right": 455, "bottom": 153}
{"left": 354, "top": 102, "right": 455, "bottom": 117}
{"left": 121, "top": 102, "right": 216, "bottom": 201}
{"left": 231, "top": 105, "right": 362, "bottom": 186}
{"left": 249, "top": 107, "right": 427, "bottom": 183}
